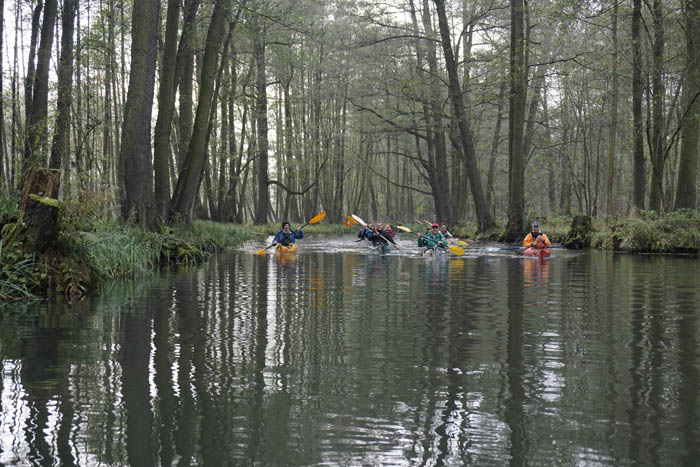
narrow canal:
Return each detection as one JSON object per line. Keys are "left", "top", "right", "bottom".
{"left": 1, "top": 235, "right": 698, "bottom": 465}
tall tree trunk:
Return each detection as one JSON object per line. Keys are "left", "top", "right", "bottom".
{"left": 49, "top": 0, "right": 78, "bottom": 171}
{"left": 0, "top": 0, "right": 5, "bottom": 184}
{"left": 153, "top": 0, "right": 182, "bottom": 220}
{"left": 486, "top": 79, "right": 506, "bottom": 212}
{"left": 118, "top": 0, "right": 159, "bottom": 227}
{"left": 604, "top": 0, "right": 619, "bottom": 218}
{"left": 253, "top": 23, "right": 269, "bottom": 224}
{"left": 154, "top": 0, "right": 200, "bottom": 221}
{"left": 24, "top": 1, "right": 43, "bottom": 132}
{"left": 178, "top": 51, "right": 194, "bottom": 170}
{"left": 674, "top": 0, "right": 699, "bottom": 209}
{"left": 422, "top": 0, "right": 451, "bottom": 223}
{"left": 169, "top": 0, "right": 227, "bottom": 225}
{"left": 503, "top": 0, "right": 527, "bottom": 241}
{"left": 631, "top": 0, "right": 646, "bottom": 210}
{"left": 648, "top": 0, "right": 665, "bottom": 212}
{"left": 433, "top": 0, "right": 494, "bottom": 232}
{"left": 24, "top": 0, "right": 57, "bottom": 170}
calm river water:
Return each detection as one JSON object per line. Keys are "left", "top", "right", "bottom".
{"left": 1, "top": 235, "right": 699, "bottom": 466}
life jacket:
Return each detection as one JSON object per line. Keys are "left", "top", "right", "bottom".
{"left": 280, "top": 231, "right": 293, "bottom": 246}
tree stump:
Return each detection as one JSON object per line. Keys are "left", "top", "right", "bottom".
{"left": 19, "top": 168, "right": 61, "bottom": 254}
{"left": 563, "top": 215, "right": 594, "bottom": 249}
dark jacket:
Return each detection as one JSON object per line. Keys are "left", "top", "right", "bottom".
{"left": 273, "top": 229, "right": 304, "bottom": 246}
{"left": 358, "top": 228, "right": 372, "bottom": 240}
{"left": 369, "top": 229, "right": 395, "bottom": 245}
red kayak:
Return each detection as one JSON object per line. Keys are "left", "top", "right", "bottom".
{"left": 524, "top": 246, "right": 550, "bottom": 257}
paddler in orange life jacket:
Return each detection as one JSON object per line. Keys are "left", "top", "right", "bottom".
{"left": 523, "top": 222, "right": 551, "bottom": 248}
{"left": 272, "top": 221, "right": 304, "bottom": 247}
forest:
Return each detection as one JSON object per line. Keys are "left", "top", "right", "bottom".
{"left": 0, "top": 0, "right": 698, "bottom": 241}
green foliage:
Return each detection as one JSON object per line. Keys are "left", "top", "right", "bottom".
{"left": 0, "top": 239, "right": 41, "bottom": 302}
{"left": 193, "top": 220, "right": 251, "bottom": 249}
{"left": 591, "top": 210, "right": 700, "bottom": 254}
{"left": 0, "top": 188, "right": 20, "bottom": 226}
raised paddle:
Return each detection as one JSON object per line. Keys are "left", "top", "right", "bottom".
{"left": 351, "top": 214, "right": 400, "bottom": 249}
{"left": 396, "top": 225, "right": 464, "bottom": 256}
{"left": 254, "top": 211, "right": 327, "bottom": 255}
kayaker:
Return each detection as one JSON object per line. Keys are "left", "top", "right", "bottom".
{"left": 417, "top": 223, "right": 447, "bottom": 249}
{"left": 523, "top": 221, "right": 551, "bottom": 248}
{"left": 272, "top": 221, "right": 304, "bottom": 247}
{"left": 358, "top": 224, "right": 374, "bottom": 241}
{"left": 369, "top": 222, "right": 396, "bottom": 245}
{"left": 440, "top": 225, "right": 454, "bottom": 239}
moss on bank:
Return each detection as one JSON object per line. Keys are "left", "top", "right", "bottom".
{"left": 591, "top": 209, "right": 700, "bottom": 254}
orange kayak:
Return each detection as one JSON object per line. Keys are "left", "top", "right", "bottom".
{"left": 524, "top": 247, "right": 550, "bottom": 257}
{"left": 275, "top": 243, "right": 298, "bottom": 255}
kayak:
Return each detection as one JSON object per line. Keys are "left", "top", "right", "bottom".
{"left": 524, "top": 247, "right": 550, "bottom": 257}
{"left": 422, "top": 247, "right": 447, "bottom": 258}
{"left": 370, "top": 243, "right": 391, "bottom": 254}
{"left": 275, "top": 243, "right": 298, "bottom": 255}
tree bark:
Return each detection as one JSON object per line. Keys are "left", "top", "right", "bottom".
{"left": 23, "top": 1, "right": 43, "bottom": 133}
{"left": 154, "top": 0, "right": 201, "bottom": 221}
{"left": 674, "top": 0, "right": 700, "bottom": 210}
{"left": 433, "top": 0, "right": 494, "bottom": 232}
{"left": 503, "top": 0, "right": 527, "bottom": 241}
{"left": 50, "top": 0, "right": 78, "bottom": 171}
{"left": 0, "top": 0, "right": 5, "bottom": 183}
{"left": 253, "top": 22, "right": 269, "bottom": 224}
{"left": 24, "top": 0, "right": 57, "bottom": 170}
{"left": 648, "top": 0, "right": 665, "bottom": 212}
{"left": 486, "top": 79, "right": 506, "bottom": 212}
{"left": 631, "top": 0, "right": 646, "bottom": 209}
{"left": 118, "top": 0, "right": 159, "bottom": 226}
{"left": 604, "top": 0, "right": 619, "bottom": 219}
{"left": 169, "top": 0, "right": 227, "bottom": 225}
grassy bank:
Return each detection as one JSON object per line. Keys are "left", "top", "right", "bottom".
{"left": 1, "top": 194, "right": 256, "bottom": 301}
{"left": 591, "top": 210, "right": 700, "bottom": 254}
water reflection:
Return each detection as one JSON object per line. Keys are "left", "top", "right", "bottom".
{"left": 1, "top": 250, "right": 699, "bottom": 465}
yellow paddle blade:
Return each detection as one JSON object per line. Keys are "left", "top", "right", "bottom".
{"left": 254, "top": 247, "right": 268, "bottom": 255}
{"left": 347, "top": 215, "right": 359, "bottom": 224}
{"left": 396, "top": 225, "right": 412, "bottom": 233}
{"left": 448, "top": 245, "right": 464, "bottom": 256}
{"left": 308, "top": 210, "right": 327, "bottom": 224}
{"left": 458, "top": 240, "right": 469, "bottom": 246}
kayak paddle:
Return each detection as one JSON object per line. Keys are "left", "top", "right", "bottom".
{"left": 254, "top": 210, "right": 327, "bottom": 255}
{"left": 351, "top": 214, "right": 400, "bottom": 249}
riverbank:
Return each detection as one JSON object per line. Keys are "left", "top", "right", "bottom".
{"left": 2, "top": 207, "right": 698, "bottom": 302}
{"left": 450, "top": 211, "right": 700, "bottom": 255}
{"left": 0, "top": 213, "right": 258, "bottom": 302}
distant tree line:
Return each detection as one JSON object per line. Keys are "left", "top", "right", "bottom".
{"left": 0, "top": 0, "right": 697, "bottom": 237}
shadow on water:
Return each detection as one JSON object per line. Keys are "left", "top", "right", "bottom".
{"left": 1, "top": 247, "right": 699, "bottom": 465}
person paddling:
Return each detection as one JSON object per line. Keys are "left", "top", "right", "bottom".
{"left": 440, "top": 225, "right": 454, "bottom": 241}
{"left": 417, "top": 223, "right": 447, "bottom": 250}
{"left": 369, "top": 222, "right": 396, "bottom": 246}
{"left": 523, "top": 222, "right": 551, "bottom": 248}
{"left": 357, "top": 223, "right": 375, "bottom": 241}
{"left": 272, "top": 221, "right": 304, "bottom": 247}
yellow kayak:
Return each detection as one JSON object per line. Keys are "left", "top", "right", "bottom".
{"left": 275, "top": 243, "right": 298, "bottom": 255}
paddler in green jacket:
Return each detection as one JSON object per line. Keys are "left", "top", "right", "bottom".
{"left": 417, "top": 223, "right": 447, "bottom": 249}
